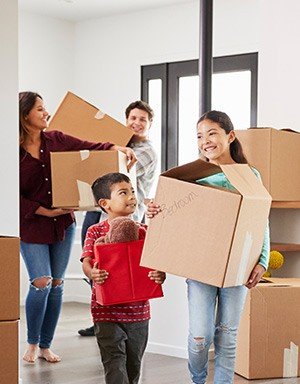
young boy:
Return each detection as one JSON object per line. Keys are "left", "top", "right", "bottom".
{"left": 81, "top": 172, "right": 165, "bottom": 384}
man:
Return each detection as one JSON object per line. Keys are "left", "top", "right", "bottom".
{"left": 78, "top": 100, "right": 157, "bottom": 336}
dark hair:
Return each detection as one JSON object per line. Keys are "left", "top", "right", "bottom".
{"left": 92, "top": 173, "right": 131, "bottom": 212}
{"left": 197, "top": 110, "right": 247, "bottom": 164}
{"left": 19, "top": 91, "right": 43, "bottom": 147}
{"left": 125, "top": 100, "right": 154, "bottom": 121}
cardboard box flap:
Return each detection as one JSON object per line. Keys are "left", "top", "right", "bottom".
{"left": 246, "top": 127, "right": 299, "bottom": 135}
{"left": 220, "top": 164, "right": 272, "bottom": 199}
{"left": 48, "top": 91, "right": 133, "bottom": 146}
{"left": 162, "top": 158, "right": 222, "bottom": 182}
{"left": 260, "top": 277, "right": 300, "bottom": 287}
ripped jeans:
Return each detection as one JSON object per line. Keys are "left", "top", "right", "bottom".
{"left": 20, "top": 223, "right": 75, "bottom": 348}
{"left": 187, "top": 279, "right": 248, "bottom": 384}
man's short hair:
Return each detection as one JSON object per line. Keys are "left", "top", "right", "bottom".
{"left": 125, "top": 100, "right": 154, "bottom": 121}
{"left": 92, "top": 173, "right": 131, "bottom": 211}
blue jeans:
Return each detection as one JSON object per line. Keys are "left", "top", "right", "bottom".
{"left": 20, "top": 223, "right": 76, "bottom": 348}
{"left": 187, "top": 279, "right": 248, "bottom": 384}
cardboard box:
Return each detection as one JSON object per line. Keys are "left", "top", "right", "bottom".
{"left": 141, "top": 159, "right": 271, "bottom": 288}
{"left": 48, "top": 91, "right": 133, "bottom": 147}
{"left": 236, "top": 278, "right": 300, "bottom": 379}
{"left": 95, "top": 240, "right": 163, "bottom": 305}
{"left": 235, "top": 128, "right": 300, "bottom": 201}
{"left": 0, "top": 320, "right": 18, "bottom": 384}
{"left": 51, "top": 150, "right": 136, "bottom": 210}
{"left": 0, "top": 237, "right": 20, "bottom": 321}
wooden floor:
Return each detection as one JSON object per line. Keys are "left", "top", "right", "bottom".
{"left": 20, "top": 303, "right": 300, "bottom": 384}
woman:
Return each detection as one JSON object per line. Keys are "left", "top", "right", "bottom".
{"left": 147, "top": 110, "right": 269, "bottom": 384}
{"left": 19, "top": 91, "right": 136, "bottom": 363}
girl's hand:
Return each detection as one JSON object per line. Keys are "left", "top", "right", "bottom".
{"left": 245, "top": 264, "right": 265, "bottom": 289}
{"left": 110, "top": 145, "right": 137, "bottom": 170}
{"left": 146, "top": 200, "right": 162, "bottom": 219}
{"left": 91, "top": 262, "right": 109, "bottom": 284}
{"left": 148, "top": 270, "right": 166, "bottom": 284}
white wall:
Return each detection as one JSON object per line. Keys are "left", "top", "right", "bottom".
{"left": 18, "top": 0, "right": 300, "bottom": 358}
{"left": 19, "top": 11, "right": 75, "bottom": 112}
{"left": 19, "top": 11, "right": 76, "bottom": 302}
{"left": 0, "top": 0, "right": 19, "bottom": 237}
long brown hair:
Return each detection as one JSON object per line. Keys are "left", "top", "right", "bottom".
{"left": 197, "top": 110, "right": 247, "bottom": 164}
{"left": 19, "top": 91, "right": 42, "bottom": 147}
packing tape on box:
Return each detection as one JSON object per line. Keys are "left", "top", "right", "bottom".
{"left": 235, "top": 231, "right": 253, "bottom": 286}
{"left": 80, "top": 150, "right": 90, "bottom": 160}
{"left": 94, "top": 110, "right": 105, "bottom": 120}
{"left": 77, "top": 180, "right": 95, "bottom": 208}
{"left": 283, "top": 341, "right": 298, "bottom": 377}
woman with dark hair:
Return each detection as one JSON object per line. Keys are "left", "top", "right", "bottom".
{"left": 19, "top": 91, "right": 136, "bottom": 363}
{"left": 147, "top": 110, "right": 270, "bottom": 384}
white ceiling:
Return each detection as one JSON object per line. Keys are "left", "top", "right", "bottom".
{"left": 18, "top": 0, "right": 194, "bottom": 22}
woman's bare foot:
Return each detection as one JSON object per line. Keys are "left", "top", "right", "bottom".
{"left": 38, "top": 348, "right": 61, "bottom": 363}
{"left": 23, "top": 344, "right": 38, "bottom": 363}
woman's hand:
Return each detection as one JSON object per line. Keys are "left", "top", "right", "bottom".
{"left": 110, "top": 145, "right": 137, "bottom": 170}
{"left": 148, "top": 270, "right": 166, "bottom": 284}
{"left": 146, "top": 200, "right": 162, "bottom": 219}
{"left": 245, "top": 264, "right": 265, "bottom": 289}
{"left": 36, "top": 207, "right": 74, "bottom": 217}
{"left": 91, "top": 262, "right": 109, "bottom": 285}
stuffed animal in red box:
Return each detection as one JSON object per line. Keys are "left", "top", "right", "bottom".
{"left": 94, "top": 217, "right": 163, "bottom": 305}
{"left": 95, "top": 216, "right": 145, "bottom": 244}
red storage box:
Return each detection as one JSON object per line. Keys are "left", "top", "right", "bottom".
{"left": 94, "top": 239, "right": 163, "bottom": 305}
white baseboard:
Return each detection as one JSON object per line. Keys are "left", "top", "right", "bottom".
{"left": 146, "top": 342, "right": 214, "bottom": 360}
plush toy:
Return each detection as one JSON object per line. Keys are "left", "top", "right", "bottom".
{"left": 263, "top": 250, "right": 285, "bottom": 277}
{"left": 95, "top": 217, "right": 144, "bottom": 244}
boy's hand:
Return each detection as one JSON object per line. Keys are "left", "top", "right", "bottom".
{"left": 146, "top": 200, "right": 162, "bottom": 219}
{"left": 148, "top": 270, "right": 166, "bottom": 284}
{"left": 245, "top": 264, "right": 265, "bottom": 289}
{"left": 91, "top": 262, "right": 109, "bottom": 285}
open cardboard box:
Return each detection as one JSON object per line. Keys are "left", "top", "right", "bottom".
{"left": 235, "top": 128, "right": 300, "bottom": 201}
{"left": 48, "top": 91, "right": 133, "bottom": 147}
{"left": 141, "top": 159, "right": 271, "bottom": 287}
{"left": 51, "top": 150, "right": 136, "bottom": 210}
{"left": 236, "top": 278, "right": 300, "bottom": 379}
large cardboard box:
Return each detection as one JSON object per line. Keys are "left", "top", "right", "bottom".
{"left": 95, "top": 240, "right": 163, "bottom": 305}
{"left": 141, "top": 159, "right": 271, "bottom": 288}
{"left": 0, "top": 320, "right": 18, "bottom": 384}
{"left": 235, "top": 128, "right": 300, "bottom": 201}
{"left": 0, "top": 237, "right": 20, "bottom": 321}
{"left": 48, "top": 91, "right": 133, "bottom": 147}
{"left": 236, "top": 278, "right": 300, "bottom": 379}
{"left": 51, "top": 150, "right": 136, "bottom": 210}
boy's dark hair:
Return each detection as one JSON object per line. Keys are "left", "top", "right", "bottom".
{"left": 125, "top": 100, "right": 154, "bottom": 121}
{"left": 198, "top": 110, "right": 248, "bottom": 164}
{"left": 92, "top": 173, "right": 131, "bottom": 212}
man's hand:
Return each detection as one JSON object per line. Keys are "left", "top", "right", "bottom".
{"left": 110, "top": 145, "right": 137, "bottom": 170}
{"left": 91, "top": 262, "right": 109, "bottom": 285}
{"left": 148, "top": 270, "right": 166, "bottom": 284}
{"left": 245, "top": 264, "right": 265, "bottom": 289}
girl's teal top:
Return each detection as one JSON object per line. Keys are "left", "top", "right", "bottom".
{"left": 196, "top": 168, "right": 270, "bottom": 270}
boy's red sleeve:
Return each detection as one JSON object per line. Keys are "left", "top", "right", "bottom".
{"left": 80, "top": 226, "right": 97, "bottom": 262}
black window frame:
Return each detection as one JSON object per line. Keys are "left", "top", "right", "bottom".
{"left": 141, "top": 52, "right": 258, "bottom": 170}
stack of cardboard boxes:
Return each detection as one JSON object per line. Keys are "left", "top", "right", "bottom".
{"left": 0, "top": 237, "right": 20, "bottom": 383}
{"left": 48, "top": 92, "right": 136, "bottom": 210}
